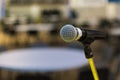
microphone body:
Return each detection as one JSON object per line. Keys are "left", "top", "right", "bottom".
{"left": 60, "top": 24, "right": 106, "bottom": 43}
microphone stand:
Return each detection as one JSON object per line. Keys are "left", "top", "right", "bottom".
{"left": 81, "top": 39, "right": 99, "bottom": 80}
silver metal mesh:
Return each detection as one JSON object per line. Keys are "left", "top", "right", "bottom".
{"left": 60, "top": 24, "right": 77, "bottom": 42}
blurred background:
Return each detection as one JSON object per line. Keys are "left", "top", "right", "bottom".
{"left": 0, "top": 0, "right": 120, "bottom": 80}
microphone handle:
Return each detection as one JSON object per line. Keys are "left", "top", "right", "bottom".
{"left": 79, "top": 28, "right": 107, "bottom": 44}
{"left": 83, "top": 28, "right": 106, "bottom": 39}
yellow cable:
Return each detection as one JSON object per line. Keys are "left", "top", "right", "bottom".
{"left": 88, "top": 58, "right": 99, "bottom": 80}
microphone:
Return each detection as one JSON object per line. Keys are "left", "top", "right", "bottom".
{"left": 60, "top": 24, "right": 107, "bottom": 43}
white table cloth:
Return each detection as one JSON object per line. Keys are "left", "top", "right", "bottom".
{"left": 15, "top": 23, "right": 54, "bottom": 32}
{"left": 0, "top": 48, "right": 88, "bottom": 72}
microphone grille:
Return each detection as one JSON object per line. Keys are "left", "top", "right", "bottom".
{"left": 60, "top": 24, "right": 77, "bottom": 42}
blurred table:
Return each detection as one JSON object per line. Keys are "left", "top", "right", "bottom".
{"left": 15, "top": 23, "right": 54, "bottom": 32}
{"left": 109, "top": 28, "right": 120, "bottom": 80}
{"left": 0, "top": 47, "right": 88, "bottom": 72}
{"left": 110, "top": 28, "right": 120, "bottom": 36}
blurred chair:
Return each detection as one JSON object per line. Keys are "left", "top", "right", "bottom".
{"left": 111, "top": 18, "right": 120, "bottom": 27}
{"left": 49, "top": 26, "right": 58, "bottom": 36}
{"left": 50, "top": 9, "right": 61, "bottom": 23}
{"left": 81, "top": 22, "right": 90, "bottom": 28}
{"left": 98, "top": 19, "right": 112, "bottom": 31}
{"left": 26, "top": 30, "right": 39, "bottom": 44}
{"left": 41, "top": 10, "right": 50, "bottom": 23}
{"left": 13, "top": 19, "right": 20, "bottom": 26}
{"left": 78, "top": 66, "right": 111, "bottom": 80}
{"left": 0, "top": 27, "right": 6, "bottom": 46}
{"left": 16, "top": 31, "right": 29, "bottom": 47}
{"left": 26, "top": 16, "right": 33, "bottom": 24}
{"left": 41, "top": 9, "right": 61, "bottom": 23}
{"left": 49, "top": 25, "right": 60, "bottom": 46}
{"left": 3, "top": 26, "right": 18, "bottom": 48}
{"left": 16, "top": 74, "right": 52, "bottom": 80}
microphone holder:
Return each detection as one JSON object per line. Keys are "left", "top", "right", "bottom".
{"left": 81, "top": 38, "right": 94, "bottom": 58}
{"left": 81, "top": 39, "right": 99, "bottom": 80}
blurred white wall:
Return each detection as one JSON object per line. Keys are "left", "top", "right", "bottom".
{"left": 8, "top": 4, "right": 68, "bottom": 20}
{"left": 75, "top": 7, "right": 106, "bottom": 23}
{"left": 69, "top": 0, "right": 107, "bottom": 23}
{"left": 7, "top": 0, "right": 120, "bottom": 23}
{"left": 106, "top": 3, "right": 118, "bottom": 19}
{"left": 9, "top": 6, "right": 31, "bottom": 17}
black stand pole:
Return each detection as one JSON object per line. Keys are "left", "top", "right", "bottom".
{"left": 81, "top": 40, "right": 99, "bottom": 80}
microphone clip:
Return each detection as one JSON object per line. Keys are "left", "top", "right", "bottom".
{"left": 83, "top": 44, "right": 93, "bottom": 59}
{"left": 81, "top": 39, "right": 94, "bottom": 59}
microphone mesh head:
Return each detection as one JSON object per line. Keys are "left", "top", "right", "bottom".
{"left": 60, "top": 24, "right": 77, "bottom": 42}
